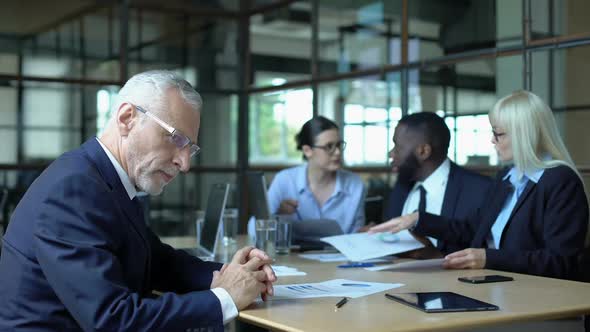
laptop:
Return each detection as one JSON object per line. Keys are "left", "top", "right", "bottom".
{"left": 246, "top": 171, "right": 272, "bottom": 219}
{"left": 185, "top": 183, "right": 230, "bottom": 260}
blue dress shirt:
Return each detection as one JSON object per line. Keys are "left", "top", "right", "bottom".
{"left": 267, "top": 164, "right": 366, "bottom": 233}
{"left": 487, "top": 166, "right": 545, "bottom": 249}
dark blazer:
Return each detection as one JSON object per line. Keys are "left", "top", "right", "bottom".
{"left": 0, "top": 139, "right": 225, "bottom": 331}
{"left": 414, "top": 165, "right": 589, "bottom": 280}
{"left": 384, "top": 161, "right": 492, "bottom": 254}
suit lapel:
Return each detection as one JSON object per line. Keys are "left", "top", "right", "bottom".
{"left": 492, "top": 180, "right": 537, "bottom": 248}
{"left": 490, "top": 179, "right": 536, "bottom": 249}
{"left": 81, "top": 139, "right": 152, "bottom": 290}
{"left": 507, "top": 180, "right": 535, "bottom": 222}
{"left": 130, "top": 197, "right": 152, "bottom": 291}
{"left": 441, "top": 163, "right": 460, "bottom": 217}
{"left": 392, "top": 182, "right": 413, "bottom": 217}
{"left": 81, "top": 139, "right": 150, "bottom": 240}
{"left": 472, "top": 178, "right": 513, "bottom": 246}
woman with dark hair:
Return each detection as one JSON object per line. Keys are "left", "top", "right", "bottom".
{"left": 267, "top": 116, "right": 366, "bottom": 233}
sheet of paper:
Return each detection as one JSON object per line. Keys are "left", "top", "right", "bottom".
{"left": 272, "top": 265, "right": 307, "bottom": 276}
{"left": 364, "top": 258, "right": 445, "bottom": 271}
{"left": 320, "top": 230, "right": 424, "bottom": 262}
{"left": 298, "top": 253, "right": 394, "bottom": 263}
{"left": 273, "top": 279, "right": 404, "bottom": 299}
{"left": 298, "top": 253, "right": 348, "bottom": 262}
{"left": 357, "top": 257, "right": 394, "bottom": 264}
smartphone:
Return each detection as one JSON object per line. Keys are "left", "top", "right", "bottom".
{"left": 458, "top": 275, "right": 514, "bottom": 284}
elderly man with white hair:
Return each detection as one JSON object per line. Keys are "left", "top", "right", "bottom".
{"left": 0, "top": 70, "right": 276, "bottom": 331}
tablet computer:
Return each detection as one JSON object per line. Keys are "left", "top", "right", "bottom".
{"left": 385, "top": 292, "right": 499, "bottom": 313}
{"left": 292, "top": 218, "right": 343, "bottom": 241}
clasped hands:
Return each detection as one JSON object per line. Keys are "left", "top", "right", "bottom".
{"left": 210, "top": 246, "right": 277, "bottom": 310}
{"left": 368, "top": 212, "right": 486, "bottom": 270}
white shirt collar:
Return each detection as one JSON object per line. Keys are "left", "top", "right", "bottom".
{"left": 415, "top": 158, "right": 451, "bottom": 194}
{"left": 96, "top": 138, "right": 137, "bottom": 200}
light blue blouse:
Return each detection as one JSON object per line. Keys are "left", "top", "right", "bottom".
{"left": 487, "top": 166, "right": 545, "bottom": 249}
{"left": 267, "top": 164, "right": 366, "bottom": 233}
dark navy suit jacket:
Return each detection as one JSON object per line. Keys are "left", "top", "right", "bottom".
{"left": 384, "top": 162, "right": 492, "bottom": 254}
{"left": 414, "top": 165, "right": 588, "bottom": 280}
{"left": 0, "top": 139, "right": 225, "bottom": 331}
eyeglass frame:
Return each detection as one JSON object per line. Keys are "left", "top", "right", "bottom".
{"left": 492, "top": 130, "right": 507, "bottom": 141}
{"left": 311, "top": 140, "right": 347, "bottom": 155}
{"left": 133, "top": 104, "right": 201, "bottom": 157}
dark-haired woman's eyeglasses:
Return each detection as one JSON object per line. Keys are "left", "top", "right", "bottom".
{"left": 312, "top": 140, "right": 346, "bottom": 154}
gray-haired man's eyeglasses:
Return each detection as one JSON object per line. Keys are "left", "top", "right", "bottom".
{"left": 134, "top": 104, "right": 201, "bottom": 157}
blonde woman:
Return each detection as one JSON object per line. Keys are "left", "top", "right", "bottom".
{"left": 370, "top": 90, "right": 588, "bottom": 280}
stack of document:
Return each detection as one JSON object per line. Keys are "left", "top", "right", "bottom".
{"left": 271, "top": 265, "right": 307, "bottom": 276}
{"left": 298, "top": 253, "right": 393, "bottom": 264}
{"left": 273, "top": 279, "right": 404, "bottom": 299}
{"left": 298, "top": 253, "right": 348, "bottom": 262}
{"left": 364, "top": 258, "right": 445, "bottom": 271}
{"left": 320, "top": 230, "right": 424, "bottom": 262}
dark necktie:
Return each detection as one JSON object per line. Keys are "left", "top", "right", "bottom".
{"left": 418, "top": 185, "right": 427, "bottom": 214}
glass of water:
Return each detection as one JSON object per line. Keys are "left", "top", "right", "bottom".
{"left": 255, "top": 218, "right": 277, "bottom": 257}
{"left": 222, "top": 208, "right": 238, "bottom": 246}
{"left": 275, "top": 219, "right": 292, "bottom": 255}
{"left": 195, "top": 210, "right": 205, "bottom": 248}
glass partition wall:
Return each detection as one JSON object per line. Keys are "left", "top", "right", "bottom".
{"left": 1, "top": 0, "right": 589, "bottom": 236}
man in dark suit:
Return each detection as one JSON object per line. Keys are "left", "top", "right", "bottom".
{"left": 383, "top": 112, "right": 492, "bottom": 255}
{"left": 0, "top": 70, "right": 276, "bottom": 331}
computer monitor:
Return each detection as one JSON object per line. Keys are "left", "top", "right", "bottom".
{"left": 246, "top": 171, "right": 271, "bottom": 219}
{"left": 199, "top": 183, "right": 230, "bottom": 256}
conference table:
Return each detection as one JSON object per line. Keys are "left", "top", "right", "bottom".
{"left": 162, "top": 235, "right": 590, "bottom": 332}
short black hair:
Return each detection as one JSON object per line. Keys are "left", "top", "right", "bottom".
{"left": 295, "top": 116, "right": 339, "bottom": 156}
{"left": 398, "top": 112, "right": 450, "bottom": 161}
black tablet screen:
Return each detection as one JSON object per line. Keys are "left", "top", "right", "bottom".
{"left": 385, "top": 292, "right": 499, "bottom": 313}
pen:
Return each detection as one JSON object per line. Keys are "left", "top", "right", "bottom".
{"left": 337, "top": 262, "right": 375, "bottom": 268}
{"left": 335, "top": 297, "right": 348, "bottom": 310}
{"left": 295, "top": 208, "right": 302, "bottom": 221}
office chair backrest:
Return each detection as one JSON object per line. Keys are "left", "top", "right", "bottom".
{"left": 0, "top": 187, "right": 8, "bottom": 235}
{"left": 0, "top": 188, "right": 8, "bottom": 209}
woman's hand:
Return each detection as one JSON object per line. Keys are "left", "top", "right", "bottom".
{"left": 277, "top": 199, "right": 298, "bottom": 215}
{"left": 356, "top": 222, "right": 376, "bottom": 233}
{"left": 367, "top": 212, "right": 419, "bottom": 234}
{"left": 443, "top": 248, "right": 486, "bottom": 270}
